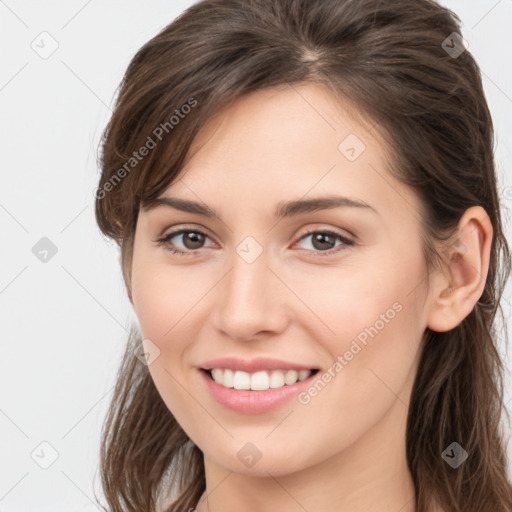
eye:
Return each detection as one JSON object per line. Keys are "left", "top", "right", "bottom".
{"left": 293, "top": 229, "right": 354, "bottom": 256}
{"left": 154, "top": 228, "right": 215, "bottom": 256}
{"left": 154, "top": 227, "right": 354, "bottom": 258}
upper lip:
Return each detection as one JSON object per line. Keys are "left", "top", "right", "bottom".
{"left": 200, "top": 357, "right": 319, "bottom": 373}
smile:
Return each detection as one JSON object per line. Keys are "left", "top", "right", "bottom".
{"left": 199, "top": 367, "right": 321, "bottom": 414}
{"left": 207, "top": 368, "right": 319, "bottom": 391}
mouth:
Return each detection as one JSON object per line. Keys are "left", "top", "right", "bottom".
{"left": 199, "top": 365, "right": 321, "bottom": 414}
{"left": 201, "top": 367, "right": 320, "bottom": 391}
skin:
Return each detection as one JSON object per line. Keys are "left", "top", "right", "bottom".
{"left": 128, "top": 82, "right": 492, "bottom": 512}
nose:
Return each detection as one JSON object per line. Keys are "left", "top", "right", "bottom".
{"left": 212, "top": 244, "right": 289, "bottom": 342}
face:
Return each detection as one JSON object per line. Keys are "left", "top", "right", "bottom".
{"left": 130, "top": 83, "right": 431, "bottom": 476}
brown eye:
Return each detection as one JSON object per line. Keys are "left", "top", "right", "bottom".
{"left": 179, "top": 231, "right": 206, "bottom": 249}
{"left": 295, "top": 229, "right": 354, "bottom": 256}
{"left": 310, "top": 232, "right": 337, "bottom": 250}
{"left": 155, "top": 229, "right": 214, "bottom": 256}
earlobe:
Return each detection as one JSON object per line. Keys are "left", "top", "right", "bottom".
{"left": 426, "top": 206, "right": 493, "bottom": 333}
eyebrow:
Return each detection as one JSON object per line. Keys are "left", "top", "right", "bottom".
{"left": 144, "top": 195, "right": 378, "bottom": 219}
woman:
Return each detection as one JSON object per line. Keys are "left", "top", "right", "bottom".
{"left": 94, "top": 0, "right": 512, "bottom": 510}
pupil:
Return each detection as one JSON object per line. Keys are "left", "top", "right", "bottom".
{"left": 184, "top": 232, "right": 205, "bottom": 249}
{"left": 313, "top": 233, "right": 334, "bottom": 250}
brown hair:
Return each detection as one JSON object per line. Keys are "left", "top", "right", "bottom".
{"left": 94, "top": 0, "right": 512, "bottom": 510}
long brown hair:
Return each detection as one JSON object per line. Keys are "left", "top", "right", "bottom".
{"left": 94, "top": 0, "right": 512, "bottom": 510}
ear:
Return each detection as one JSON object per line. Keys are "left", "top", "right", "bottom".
{"left": 426, "top": 206, "right": 493, "bottom": 333}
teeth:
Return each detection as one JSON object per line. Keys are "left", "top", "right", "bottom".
{"left": 269, "top": 370, "right": 284, "bottom": 388}
{"left": 223, "top": 369, "right": 235, "bottom": 388}
{"left": 233, "top": 370, "right": 251, "bottom": 390}
{"left": 209, "top": 368, "right": 313, "bottom": 390}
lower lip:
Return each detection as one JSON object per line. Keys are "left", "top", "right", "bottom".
{"left": 199, "top": 369, "right": 317, "bottom": 414}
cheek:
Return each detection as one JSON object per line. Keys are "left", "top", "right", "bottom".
{"left": 131, "top": 257, "right": 210, "bottom": 340}
{"left": 321, "top": 245, "right": 426, "bottom": 353}
{"left": 302, "top": 253, "right": 424, "bottom": 395}
{"left": 131, "top": 259, "right": 215, "bottom": 409}
{"left": 326, "top": 288, "right": 424, "bottom": 427}
{"left": 130, "top": 259, "right": 207, "bottom": 429}
{"left": 280, "top": 259, "right": 398, "bottom": 347}
{"left": 287, "top": 294, "right": 422, "bottom": 467}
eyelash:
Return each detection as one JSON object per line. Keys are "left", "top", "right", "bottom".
{"left": 154, "top": 228, "right": 354, "bottom": 258}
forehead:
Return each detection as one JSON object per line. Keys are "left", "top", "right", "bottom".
{"left": 154, "top": 83, "right": 421, "bottom": 227}
{"left": 185, "top": 82, "right": 375, "bottom": 167}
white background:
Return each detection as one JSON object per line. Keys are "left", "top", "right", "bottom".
{"left": 0, "top": 1, "right": 511, "bottom": 510}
